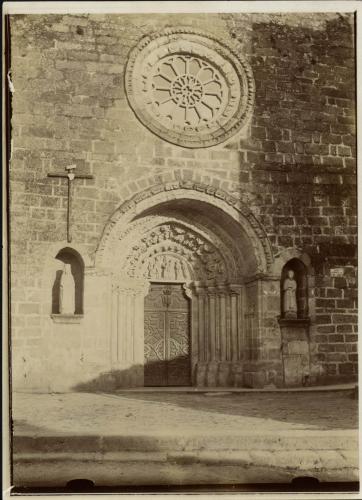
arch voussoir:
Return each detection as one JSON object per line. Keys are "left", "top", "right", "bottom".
{"left": 96, "top": 178, "right": 273, "bottom": 275}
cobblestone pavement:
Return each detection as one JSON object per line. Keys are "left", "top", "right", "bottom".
{"left": 13, "top": 390, "right": 357, "bottom": 436}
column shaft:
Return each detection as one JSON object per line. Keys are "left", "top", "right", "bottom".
{"left": 215, "top": 294, "right": 221, "bottom": 360}
{"left": 191, "top": 295, "right": 199, "bottom": 366}
{"left": 198, "top": 293, "right": 205, "bottom": 362}
{"left": 231, "top": 294, "right": 238, "bottom": 362}
{"left": 204, "top": 293, "right": 209, "bottom": 362}
{"left": 125, "top": 293, "right": 134, "bottom": 362}
{"left": 225, "top": 293, "right": 231, "bottom": 361}
{"left": 209, "top": 294, "right": 216, "bottom": 361}
{"left": 133, "top": 293, "right": 144, "bottom": 364}
{"left": 117, "top": 291, "right": 125, "bottom": 363}
{"left": 220, "top": 293, "right": 227, "bottom": 361}
{"left": 111, "top": 288, "right": 119, "bottom": 366}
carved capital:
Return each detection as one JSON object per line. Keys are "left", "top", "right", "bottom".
{"left": 228, "top": 283, "right": 243, "bottom": 296}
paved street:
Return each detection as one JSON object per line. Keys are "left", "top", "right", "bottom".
{"left": 13, "top": 389, "right": 357, "bottom": 435}
{"left": 12, "top": 388, "right": 358, "bottom": 488}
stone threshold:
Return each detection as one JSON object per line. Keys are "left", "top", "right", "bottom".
{"left": 115, "top": 383, "right": 357, "bottom": 393}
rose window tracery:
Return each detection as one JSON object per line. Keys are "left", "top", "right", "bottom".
{"left": 152, "top": 55, "right": 226, "bottom": 127}
{"left": 125, "top": 28, "right": 255, "bottom": 148}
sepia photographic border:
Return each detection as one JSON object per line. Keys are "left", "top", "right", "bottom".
{"left": 2, "top": 1, "right": 361, "bottom": 499}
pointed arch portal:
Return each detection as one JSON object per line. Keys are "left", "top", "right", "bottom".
{"left": 93, "top": 182, "right": 280, "bottom": 387}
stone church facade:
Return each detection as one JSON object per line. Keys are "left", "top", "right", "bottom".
{"left": 8, "top": 13, "right": 357, "bottom": 392}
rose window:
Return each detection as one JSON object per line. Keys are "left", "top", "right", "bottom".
{"left": 152, "top": 55, "right": 226, "bottom": 127}
{"left": 125, "top": 28, "right": 255, "bottom": 148}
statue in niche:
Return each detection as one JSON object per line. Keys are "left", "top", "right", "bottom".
{"left": 59, "top": 263, "right": 76, "bottom": 314}
{"left": 283, "top": 270, "right": 297, "bottom": 318}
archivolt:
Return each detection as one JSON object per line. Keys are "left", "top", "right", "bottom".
{"left": 95, "top": 180, "right": 273, "bottom": 276}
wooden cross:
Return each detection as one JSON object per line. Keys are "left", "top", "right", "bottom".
{"left": 47, "top": 165, "right": 94, "bottom": 243}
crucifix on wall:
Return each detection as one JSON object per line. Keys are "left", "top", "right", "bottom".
{"left": 47, "top": 165, "right": 94, "bottom": 243}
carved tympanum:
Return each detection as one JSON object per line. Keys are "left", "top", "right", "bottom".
{"left": 126, "top": 223, "right": 227, "bottom": 282}
{"left": 125, "top": 28, "right": 255, "bottom": 148}
{"left": 146, "top": 255, "right": 190, "bottom": 281}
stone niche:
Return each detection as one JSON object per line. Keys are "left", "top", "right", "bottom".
{"left": 279, "top": 258, "right": 311, "bottom": 387}
{"left": 51, "top": 247, "right": 84, "bottom": 323}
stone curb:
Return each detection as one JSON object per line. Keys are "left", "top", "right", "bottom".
{"left": 13, "top": 430, "right": 358, "bottom": 486}
{"left": 14, "top": 449, "right": 357, "bottom": 469}
{"left": 13, "top": 431, "right": 358, "bottom": 454}
{"left": 13, "top": 448, "right": 359, "bottom": 486}
{"left": 113, "top": 383, "right": 357, "bottom": 393}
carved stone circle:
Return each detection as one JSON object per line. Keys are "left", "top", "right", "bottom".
{"left": 125, "top": 27, "right": 255, "bottom": 148}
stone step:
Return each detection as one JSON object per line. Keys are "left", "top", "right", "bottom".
{"left": 13, "top": 429, "right": 358, "bottom": 487}
{"left": 14, "top": 430, "right": 357, "bottom": 454}
{"left": 13, "top": 446, "right": 359, "bottom": 487}
{"left": 13, "top": 430, "right": 358, "bottom": 486}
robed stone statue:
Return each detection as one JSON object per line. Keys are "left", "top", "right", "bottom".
{"left": 283, "top": 269, "right": 297, "bottom": 318}
{"left": 59, "top": 263, "right": 76, "bottom": 314}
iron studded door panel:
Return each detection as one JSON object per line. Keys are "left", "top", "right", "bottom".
{"left": 144, "top": 284, "right": 190, "bottom": 386}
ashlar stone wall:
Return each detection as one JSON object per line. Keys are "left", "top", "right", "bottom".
{"left": 9, "top": 13, "right": 356, "bottom": 391}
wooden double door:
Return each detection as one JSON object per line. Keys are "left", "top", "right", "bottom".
{"left": 144, "top": 283, "right": 191, "bottom": 386}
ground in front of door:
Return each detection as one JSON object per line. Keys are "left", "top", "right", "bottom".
{"left": 11, "top": 388, "right": 358, "bottom": 488}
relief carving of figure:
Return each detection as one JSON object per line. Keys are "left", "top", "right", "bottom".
{"left": 283, "top": 270, "right": 297, "bottom": 318}
{"left": 160, "top": 256, "right": 167, "bottom": 278}
{"left": 154, "top": 257, "right": 160, "bottom": 279}
{"left": 165, "top": 258, "right": 173, "bottom": 279}
{"left": 174, "top": 260, "right": 182, "bottom": 280}
{"left": 59, "top": 263, "right": 76, "bottom": 315}
{"left": 181, "top": 261, "right": 188, "bottom": 279}
{"left": 146, "top": 261, "right": 153, "bottom": 278}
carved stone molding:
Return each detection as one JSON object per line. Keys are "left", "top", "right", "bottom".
{"left": 191, "top": 282, "right": 243, "bottom": 296}
{"left": 125, "top": 222, "right": 228, "bottom": 282}
{"left": 100, "top": 207, "right": 243, "bottom": 280}
{"left": 125, "top": 27, "right": 255, "bottom": 148}
{"left": 96, "top": 180, "right": 273, "bottom": 273}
